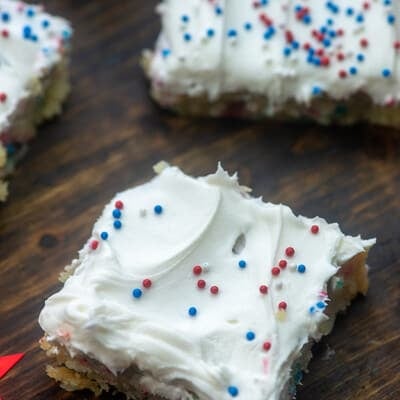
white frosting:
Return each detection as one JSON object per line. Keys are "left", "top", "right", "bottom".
{"left": 39, "top": 165, "right": 375, "bottom": 400}
{"left": 149, "top": 0, "right": 400, "bottom": 111}
{"left": 0, "top": 0, "right": 71, "bottom": 133}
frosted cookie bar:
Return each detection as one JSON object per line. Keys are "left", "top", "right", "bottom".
{"left": 39, "top": 163, "right": 375, "bottom": 400}
{"left": 144, "top": 0, "right": 400, "bottom": 126}
{"left": 0, "top": 0, "right": 72, "bottom": 200}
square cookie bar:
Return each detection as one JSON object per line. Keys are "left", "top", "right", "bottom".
{"left": 39, "top": 163, "right": 375, "bottom": 400}
{"left": 0, "top": 0, "right": 72, "bottom": 200}
{"left": 144, "top": 1, "right": 400, "bottom": 126}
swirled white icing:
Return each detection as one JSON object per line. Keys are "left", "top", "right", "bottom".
{"left": 39, "top": 164, "right": 375, "bottom": 400}
{"left": 0, "top": 0, "right": 71, "bottom": 134}
{"left": 149, "top": 0, "right": 400, "bottom": 112}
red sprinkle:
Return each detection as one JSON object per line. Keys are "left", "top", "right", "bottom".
{"left": 115, "top": 200, "right": 124, "bottom": 209}
{"left": 0, "top": 93, "right": 7, "bottom": 103}
{"left": 271, "top": 267, "right": 280, "bottom": 276}
{"left": 337, "top": 52, "right": 345, "bottom": 61}
{"left": 285, "top": 247, "right": 295, "bottom": 257}
{"left": 321, "top": 56, "right": 330, "bottom": 67}
{"left": 363, "top": 2, "right": 370, "bottom": 10}
{"left": 278, "top": 301, "right": 287, "bottom": 310}
{"left": 90, "top": 240, "right": 99, "bottom": 250}
{"left": 285, "top": 30, "right": 294, "bottom": 43}
{"left": 311, "top": 225, "right": 319, "bottom": 234}
{"left": 263, "top": 341, "right": 272, "bottom": 351}
{"left": 210, "top": 285, "right": 219, "bottom": 295}
{"left": 1, "top": 29, "right": 9, "bottom": 38}
{"left": 360, "top": 38, "right": 369, "bottom": 48}
{"left": 142, "top": 279, "right": 152, "bottom": 288}
{"left": 278, "top": 260, "right": 287, "bottom": 269}
{"left": 259, "top": 13, "right": 272, "bottom": 27}
{"left": 339, "top": 69, "right": 347, "bottom": 79}
{"left": 394, "top": 41, "right": 400, "bottom": 50}
{"left": 259, "top": 285, "right": 268, "bottom": 294}
{"left": 193, "top": 265, "right": 202, "bottom": 275}
{"left": 197, "top": 279, "right": 206, "bottom": 289}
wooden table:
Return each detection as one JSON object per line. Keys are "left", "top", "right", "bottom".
{"left": 0, "top": 1, "right": 399, "bottom": 399}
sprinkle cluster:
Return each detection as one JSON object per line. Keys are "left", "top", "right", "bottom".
{"left": 159, "top": 0, "right": 399, "bottom": 105}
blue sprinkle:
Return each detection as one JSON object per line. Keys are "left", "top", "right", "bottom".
{"left": 23, "top": 25, "right": 32, "bottom": 39}
{"left": 244, "top": 22, "right": 252, "bottom": 31}
{"left": 317, "top": 301, "right": 326, "bottom": 309}
{"left": 313, "top": 57, "right": 321, "bottom": 66}
{"left": 309, "top": 306, "right": 316, "bottom": 314}
{"left": 132, "top": 288, "right": 142, "bottom": 298}
{"left": 357, "top": 53, "right": 365, "bottom": 62}
{"left": 227, "top": 29, "right": 237, "bottom": 38}
{"left": 112, "top": 209, "right": 122, "bottom": 219}
{"left": 30, "top": 34, "right": 38, "bottom": 42}
{"left": 162, "top": 48, "right": 171, "bottom": 58}
{"left": 320, "top": 26, "right": 327, "bottom": 34}
{"left": 238, "top": 260, "right": 247, "bottom": 269}
{"left": 62, "top": 30, "right": 71, "bottom": 40}
{"left": 41, "top": 19, "right": 50, "bottom": 28}
{"left": 297, "top": 264, "right": 306, "bottom": 273}
{"left": 382, "top": 68, "right": 391, "bottom": 77}
{"left": 356, "top": 14, "right": 364, "bottom": 23}
{"left": 228, "top": 386, "right": 239, "bottom": 397}
{"left": 154, "top": 205, "right": 163, "bottom": 215}
{"left": 188, "top": 306, "right": 197, "bottom": 316}
{"left": 181, "top": 14, "right": 189, "bottom": 23}
{"left": 326, "top": 1, "right": 339, "bottom": 14}
{"left": 292, "top": 40, "right": 300, "bottom": 49}
{"left": 295, "top": 5, "right": 302, "bottom": 12}
{"left": 263, "top": 26, "right": 275, "bottom": 40}
{"left": 303, "top": 14, "right": 311, "bottom": 24}
{"left": 329, "top": 30, "right": 336, "bottom": 38}
{"left": 246, "top": 331, "right": 255, "bottom": 341}
{"left": 215, "top": 6, "right": 223, "bottom": 15}
{"left": 326, "top": 18, "right": 334, "bottom": 26}
{"left": 346, "top": 7, "right": 354, "bottom": 16}
{"left": 387, "top": 14, "right": 395, "bottom": 24}
{"left": 384, "top": 0, "right": 392, "bottom": 5}
{"left": 113, "top": 220, "right": 122, "bottom": 229}
{"left": 206, "top": 28, "right": 215, "bottom": 37}
{"left": 26, "top": 8, "right": 35, "bottom": 18}
{"left": 100, "top": 232, "right": 108, "bottom": 240}
{"left": 1, "top": 12, "right": 10, "bottom": 22}
{"left": 322, "top": 38, "right": 331, "bottom": 47}
{"left": 349, "top": 66, "right": 357, "bottom": 75}
{"left": 283, "top": 47, "right": 292, "bottom": 57}
{"left": 183, "top": 33, "right": 192, "bottom": 42}
{"left": 312, "top": 86, "right": 322, "bottom": 96}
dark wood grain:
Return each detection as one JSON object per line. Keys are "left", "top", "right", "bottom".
{"left": 0, "top": 1, "right": 399, "bottom": 399}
